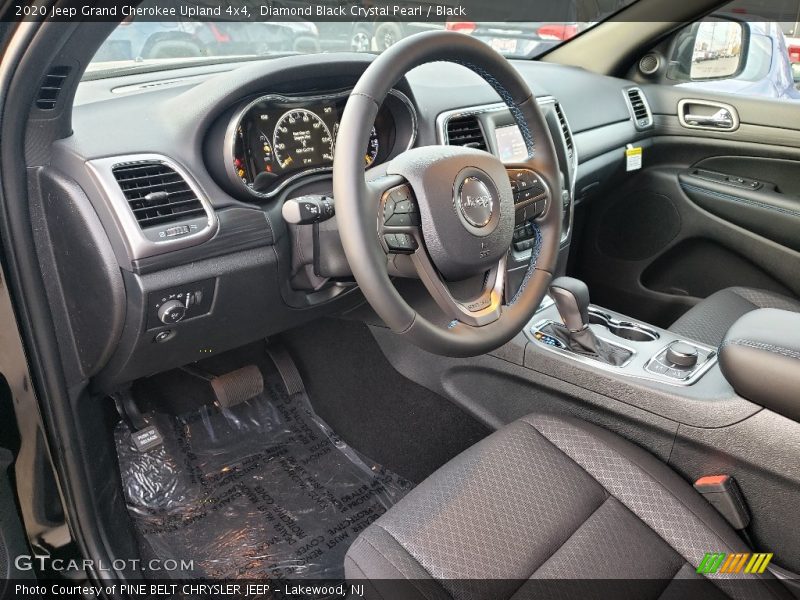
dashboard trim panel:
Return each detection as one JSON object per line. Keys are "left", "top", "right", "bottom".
{"left": 223, "top": 88, "right": 418, "bottom": 199}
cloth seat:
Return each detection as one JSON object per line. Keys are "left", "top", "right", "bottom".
{"left": 345, "top": 413, "right": 790, "bottom": 600}
{"left": 670, "top": 287, "right": 800, "bottom": 347}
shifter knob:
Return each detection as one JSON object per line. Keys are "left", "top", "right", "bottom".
{"left": 549, "top": 276, "right": 591, "bottom": 332}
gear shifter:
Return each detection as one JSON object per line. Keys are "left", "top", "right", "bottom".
{"left": 543, "top": 277, "right": 631, "bottom": 366}
{"left": 549, "top": 277, "right": 591, "bottom": 331}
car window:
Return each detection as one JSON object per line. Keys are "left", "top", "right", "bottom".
{"left": 87, "top": 0, "right": 639, "bottom": 77}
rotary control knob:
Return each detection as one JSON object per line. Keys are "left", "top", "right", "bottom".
{"left": 158, "top": 299, "right": 187, "bottom": 324}
{"left": 666, "top": 341, "right": 698, "bottom": 369}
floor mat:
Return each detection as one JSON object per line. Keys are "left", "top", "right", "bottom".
{"left": 114, "top": 354, "right": 413, "bottom": 583}
{"left": 279, "top": 318, "right": 491, "bottom": 483}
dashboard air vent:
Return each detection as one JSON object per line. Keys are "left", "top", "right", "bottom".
{"left": 36, "top": 66, "right": 71, "bottom": 110}
{"left": 625, "top": 87, "right": 653, "bottom": 129}
{"left": 446, "top": 115, "right": 486, "bottom": 150}
{"left": 554, "top": 103, "right": 574, "bottom": 161}
{"left": 112, "top": 162, "right": 205, "bottom": 229}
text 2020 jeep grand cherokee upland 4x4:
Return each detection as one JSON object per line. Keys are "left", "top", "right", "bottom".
{"left": 0, "top": 0, "right": 799, "bottom": 598}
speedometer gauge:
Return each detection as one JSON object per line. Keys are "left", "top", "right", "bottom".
{"left": 273, "top": 109, "right": 333, "bottom": 170}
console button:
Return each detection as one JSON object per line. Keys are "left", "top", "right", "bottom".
{"left": 647, "top": 361, "right": 668, "bottom": 375}
{"left": 666, "top": 367, "right": 689, "bottom": 379}
{"left": 666, "top": 341, "right": 699, "bottom": 368}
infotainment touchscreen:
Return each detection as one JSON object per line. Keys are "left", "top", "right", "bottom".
{"left": 494, "top": 125, "right": 528, "bottom": 163}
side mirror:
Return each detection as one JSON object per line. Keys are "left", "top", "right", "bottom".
{"left": 689, "top": 21, "right": 745, "bottom": 80}
{"left": 668, "top": 19, "right": 748, "bottom": 82}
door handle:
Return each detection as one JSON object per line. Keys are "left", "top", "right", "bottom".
{"left": 678, "top": 99, "right": 739, "bottom": 132}
{"left": 683, "top": 109, "right": 734, "bottom": 129}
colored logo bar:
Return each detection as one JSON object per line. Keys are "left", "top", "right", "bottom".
{"left": 697, "top": 552, "right": 773, "bottom": 574}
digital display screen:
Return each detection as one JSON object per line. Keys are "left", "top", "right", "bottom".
{"left": 234, "top": 100, "right": 339, "bottom": 193}
{"left": 494, "top": 125, "right": 528, "bottom": 163}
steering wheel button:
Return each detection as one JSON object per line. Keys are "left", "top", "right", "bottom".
{"left": 386, "top": 213, "right": 412, "bottom": 227}
{"left": 517, "top": 188, "right": 534, "bottom": 202}
{"left": 396, "top": 233, "right": 417, "bottom": 251}
{"left": 394, "top": 199, "right": 412, "bottom": 214}
{"left": 383, "top": 234, "right": 398, "bottom": 249}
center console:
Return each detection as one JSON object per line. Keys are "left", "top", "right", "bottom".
{"left": 527, "top": 277, "right": 718, "bottom": 387}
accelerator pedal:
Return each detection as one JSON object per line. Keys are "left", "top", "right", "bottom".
{"left": 266, "top": 345, "right": 306, "bottom": 397}
{"left": 180, "top": 364, "right": 264, "bottom": 409}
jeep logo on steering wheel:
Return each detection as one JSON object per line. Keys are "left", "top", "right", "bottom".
{"left": 457, "top": 176, "right": 495, "bottom": 228}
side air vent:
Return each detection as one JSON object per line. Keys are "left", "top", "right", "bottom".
{"left": 446, "top": 115, "right": 487, "bottom": 150}
{"left": 36, "top": 66, "right": 71, "bottom": 110}
{"left": 554, "top": 103, "right": 575, "bottom": 162}
{"left": 112, "top": 161, "right": 206, "bottom": 229}
{"left": 625, "top": 87, "right": 653, "bottom": 129}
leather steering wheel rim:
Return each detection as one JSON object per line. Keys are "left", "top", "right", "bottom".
{"left": 333, "top": 30, "right": 562, "bottom": 357}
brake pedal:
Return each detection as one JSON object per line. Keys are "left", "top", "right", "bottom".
{"left": 113, "top": 388, "right": 164, "bottom": 452}
{"left": 180, "top": 364, "right": 264, "bottom": 409}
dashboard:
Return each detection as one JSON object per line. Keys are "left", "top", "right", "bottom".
{"left": 218, "top": 89, "right": 416, "bottom": 199}
{"left": 52, "top": 54, "right": 650, "bottom": 389}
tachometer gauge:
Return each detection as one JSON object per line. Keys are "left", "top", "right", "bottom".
{"left": 365, "top": 127, "right": 379, "bottom": 167}
{"left": 333, "top": 123, "right": 380, "bottom": 168}
{"left": 273, "top": 109, "right": 333, "bottom": 170}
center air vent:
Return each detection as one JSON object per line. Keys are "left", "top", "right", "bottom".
{"left": 446, "top": 115, "right": 487, "bottom": 150}
{"left": 625, "top": 87, "right": 653, "bottom": 129}
{"left": 554, "top": 103, "right": 575, "bottom": 162}
{"left": 112, "top": 161, "right": 206, "bottom": 230}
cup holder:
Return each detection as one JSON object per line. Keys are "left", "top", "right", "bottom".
{"left": 589, "top": 310, "right": 660, "bottom": 343}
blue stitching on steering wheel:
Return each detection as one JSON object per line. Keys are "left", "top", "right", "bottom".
{"left": 455, "top": 60, "right": 535, "bottom": 158}
{"left": 432, "top": 57, "right": 543, "bottom": 325}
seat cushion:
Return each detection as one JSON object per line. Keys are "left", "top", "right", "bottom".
{"left": 670, "top": 287, "right": 800, "bottom": 346}
{"left": 345, "top": 413, "right": 790, "bottom": 600}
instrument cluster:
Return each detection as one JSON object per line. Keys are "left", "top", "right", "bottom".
{"left": 218, "top": 89, "right": 416, "bottom": 199}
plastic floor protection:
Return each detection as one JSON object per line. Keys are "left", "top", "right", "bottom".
{"left": 114, "top": 366, "right": 413, "bottom": 584}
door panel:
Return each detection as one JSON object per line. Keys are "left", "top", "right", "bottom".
{"left": 679, "top": 165, "right": 800, "bottom": 252}
{"left": 574, "top": 122, "right": 800, "bottom": 328}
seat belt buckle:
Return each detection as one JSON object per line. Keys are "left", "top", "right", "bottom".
{"left": 694, "top": 474, "right": 750, "bottom": 530}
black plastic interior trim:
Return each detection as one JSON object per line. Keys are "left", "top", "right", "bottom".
{"left": 131, "top": 207, "right": 274, "bottom": 274}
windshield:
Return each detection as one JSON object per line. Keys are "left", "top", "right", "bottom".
{"left": 87, "top": 1, "right": 640, "bottom": 77}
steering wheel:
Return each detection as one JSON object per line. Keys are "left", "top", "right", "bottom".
{"left": 333, "top": 31, "right": 561, "bottom": 357}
